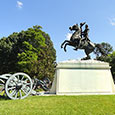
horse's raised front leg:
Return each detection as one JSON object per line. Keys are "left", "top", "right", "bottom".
{"left": 61, "top": 40, "right": 70, "bottom": 48}
{"left": 64, "top": 42, "right": 71, "bottom": 52}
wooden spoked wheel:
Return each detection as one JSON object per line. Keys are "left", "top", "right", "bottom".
{"left": 5, "top": 73, "right": 33, "bottom": 100}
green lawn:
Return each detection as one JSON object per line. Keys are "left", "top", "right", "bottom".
{"left": 0, "top": 95, "right": 115, "bottom": 115}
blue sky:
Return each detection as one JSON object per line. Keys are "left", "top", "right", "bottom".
{"left": 0, "top": 0, "right": 115, "bottom": 62}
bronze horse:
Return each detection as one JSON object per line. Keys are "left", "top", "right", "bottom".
{"left": 61, "top": 24, "right": 105, "bottom": 60}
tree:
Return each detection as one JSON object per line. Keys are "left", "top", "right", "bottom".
{"left": 94, "top": 42, "right": 113, "bottom": 61}
{"left": 0, "top": 33, "right": 19, "bottom": 73}
{"left": 94, "top": 42, "right": 115, "bottom": 81}
{"left": 108, "top": 51, "right": 115, "bottom": 80}
{"left": 0, "top": 25, "right": 56, "bottom": 80}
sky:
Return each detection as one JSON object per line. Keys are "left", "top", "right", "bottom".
{"left": 0, "top": 0, "right": 115, "bottom": 62}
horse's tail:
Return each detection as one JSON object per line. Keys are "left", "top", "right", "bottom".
{"left": 94, "top": 43, "right": 105, "bottom": 56}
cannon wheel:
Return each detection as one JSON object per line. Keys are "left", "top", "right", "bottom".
{"left": 5, "top": 73, "right": 33, "bottom": 100}
{"left": 0, "top": 79, "right": 5, "bottom": 94}
{"left": 0, "top": 74, "right": 12, "bottom": 96}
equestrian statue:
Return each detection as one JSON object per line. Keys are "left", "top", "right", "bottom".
{"left": 61, "top": 22, "right": 105, "bottom": 60}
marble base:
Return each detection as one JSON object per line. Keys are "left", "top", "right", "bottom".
{"left": 49, "top": 60, "right": 115, "bottom": 95}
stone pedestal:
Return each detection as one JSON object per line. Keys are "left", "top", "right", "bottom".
{"left": 50, "top": 60, "right": 115, "bottom": 95}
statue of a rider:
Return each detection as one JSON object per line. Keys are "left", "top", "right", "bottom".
{"left": 73, "top": 22, "right": 91, "bottom": 50}
{"left": 61, "top": 22, "right": 105, "bottom": 60}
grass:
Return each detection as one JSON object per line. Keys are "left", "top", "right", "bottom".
{"left": 0, "top": 95, "right": 115, "bottom": 115}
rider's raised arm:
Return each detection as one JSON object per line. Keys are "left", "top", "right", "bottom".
{"left": 80, "top": 22, "right": 86, "bottom": 28}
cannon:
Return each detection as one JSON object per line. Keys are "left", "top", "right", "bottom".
{"left": 0, "top": 72, "right": 51, "bottom": 100}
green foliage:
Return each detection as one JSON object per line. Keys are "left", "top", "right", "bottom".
{"left": 108, "top": 51, "right": 115, "bottom": 79}
{"left": 0, "top": 25, "right": 56, "bottom": 80}
{"left": 94, "top": 42, "right": 113, "bottom": 59}
{"left": 94, "top": 42, "right": 115, "bottom": 80}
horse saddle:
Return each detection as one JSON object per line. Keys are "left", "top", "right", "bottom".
{"left": 80, "top": 40, "right": 95, "bottom": 48}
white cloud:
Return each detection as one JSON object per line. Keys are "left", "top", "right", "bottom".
{"left": 66, "top": 33, "right": 72, "bottom": 40}
{"left": 109, "top": 18, "right": 115, "bottom": 26}
{"left": 17, "top": 1, "right": 23, "bottom": 9}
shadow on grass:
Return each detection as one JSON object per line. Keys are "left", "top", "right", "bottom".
{"left": 0, "top": 95, "right": 9, "bottom": 100}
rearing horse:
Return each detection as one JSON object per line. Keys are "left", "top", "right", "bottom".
{"left": 61, "top": 24, "right": 105, "bottom": 60}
